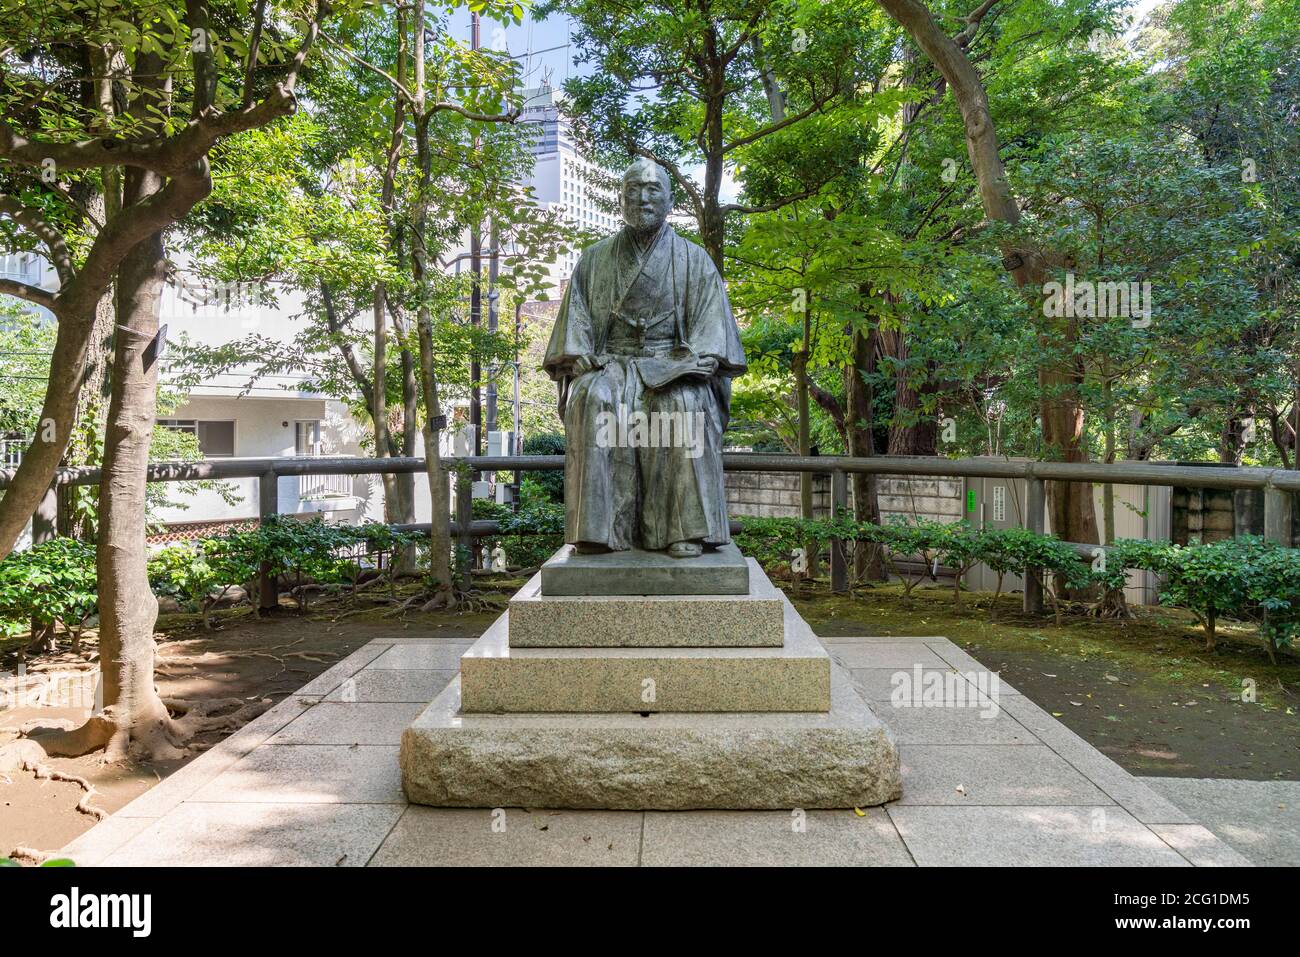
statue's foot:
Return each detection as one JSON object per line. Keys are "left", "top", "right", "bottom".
{"left": 574, "top": 541, "right": 611, "bottom": 555}
{"left": 668, "top": 540, "right": 703, "bottom": 559}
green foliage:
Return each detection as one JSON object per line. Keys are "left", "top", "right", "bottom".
{"left": 1160, "top": 536, "right": 1300, "bottom": 654}
{"left": 477, "top": 492, "right": 566, "bottom": 571}
{"left": 521, "top": 434, "right": 565, "bottom": 503}
{"left": 735, "top": 515, "right": 1300, "bottom": 651}
{"left": 0, "top": 539, "right": 97, "bottom": 640}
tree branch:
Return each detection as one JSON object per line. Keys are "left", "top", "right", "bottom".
{"left": 0, "top": 277, "right": 57, "bottom": 311}
{"left": 0, "top": 195, "right": 75, "bottom": 284}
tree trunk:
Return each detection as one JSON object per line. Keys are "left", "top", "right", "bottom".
{"left": 876, "top": 0, "right": 1098, "bottom": 547}
{"left": 845, "top": 322, "right": 885, "bottom": 580}
{"left": 408, "top": 14, "right": 455, "bottom": 607}
{"left": 94, "top": 169, "right": 172, "bottom": 758}
{"left": 793, "top": 329, "right": 816, "bottom": 577}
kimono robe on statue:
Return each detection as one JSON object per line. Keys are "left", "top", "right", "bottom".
{"left": 543, "top": 225, "right": 747, "bottom": 551}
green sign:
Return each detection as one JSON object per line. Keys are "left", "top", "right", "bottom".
{"left": 966, "top": 489, "right": 977, "bottom": 512}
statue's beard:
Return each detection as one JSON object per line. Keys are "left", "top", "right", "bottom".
{"left": 624, "top": 208, "right": 666, "bottom": 236}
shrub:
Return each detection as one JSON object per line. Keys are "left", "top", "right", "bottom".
{"left": 0, "top": 538, "right": 97, "bottom": 645}
{"left": 484, "top": 497, "right": 566, "bottom": 570}
{"left": 871, "top": 518, "right": 953, "bottom": 603}
{"left": 734, "top": 516, "right": 814, "bottom": 575}
{"left": 150, "top": 534, "right": 263, "bottom": 628}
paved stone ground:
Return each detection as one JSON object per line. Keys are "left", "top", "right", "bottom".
{"left": 1139, "top": 777, "right": 1300, "bottom": 867}
{"left": 61, "top": 635, "right": 1260, "bottom": 867}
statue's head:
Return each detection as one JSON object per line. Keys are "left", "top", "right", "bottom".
{"left": 620, "top": 157, "right": 672, "bottom": 234}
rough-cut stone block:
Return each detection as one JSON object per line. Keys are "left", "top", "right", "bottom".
{"left": 400, "top": 665, "right": 901, "bottom": 810}
{"left": 509, "top": 563, "right": 784, "bottom": 647}
{"left": 540, "top": 543, "right": 749, "bottom": 596}
{"left": 460, "top": 595, "right": 830, "bottom": 713}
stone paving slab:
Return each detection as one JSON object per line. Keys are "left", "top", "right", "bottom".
{"left": 849, "top": 667, "right": 980, "bottom": 702}
{"left": 97, "top": 803, "right": 404, "bottom": 867}
{"left": 998, "top": 695, "right": 1195, "bottom": 825}
{"left": 896, "top": 745, "right": 1113, "bottom": 806}
{"left": 874, "top": 701, "right": 1038, "bottom": 746}
{"left": 887, "top": 805, "right": 1190, "bottom": 867}
{"left": 189, "top": 745, "right": 404, "bottom": 804}
{"left": 61, "top": 633, "right": 1258, "bottom": 867}
{"left": 826, "top": 642, "right": 950, "bottom": 669}
{"left": 1142, "top": 778, "right": 1300, "bottom": 867}
{"left": 265, "top": 702, "right": 427, "bottom": 746}
{"left": 1149, "top": 824, "right": 1255, "bottom": 867}
{"left": 366, "top": 642, "right": 474, "bottom": 671}
{"left": 369, "top": 807, "right": 642, "bottom": 866}
{"left": 295, "top": 643, "right": 395, "bottom": 697}
{"left": 639, "top": 808, "right": 914, "bottom": 866}
{"left": 322, "top": 669, "right": 456, "bottom": 703}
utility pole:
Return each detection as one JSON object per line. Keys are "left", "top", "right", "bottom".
{"left": 512, "top": 299, "right": 523, "bottom": 511}
{"left": 468, "top": 11, "right": 483, "bottom": 461}
{"left": 485, "top": 219, "right": 499, "bottom": 436}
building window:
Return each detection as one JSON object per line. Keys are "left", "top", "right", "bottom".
{"left": 158, "top": 419, "right": 236, "bottom": 457}
{"left": 295, "top": 420, "right": 322, "bottom": 456}
{"left": 0, "top": 432, "right": 26, "bottom": 467}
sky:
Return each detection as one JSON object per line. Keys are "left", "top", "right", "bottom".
{"left": 448, "top": 10, "right": 585, "bottom": 92}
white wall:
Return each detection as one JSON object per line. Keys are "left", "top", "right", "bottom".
{"left": 152, "top": 394, "right": 440, "bottom": 528}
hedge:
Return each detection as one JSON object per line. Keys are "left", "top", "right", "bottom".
{"left": 2, "top": 514, "right": 1297, "bottom": 661}
{"left": 735, "top": 516, "right": 1300, "bottom": 660}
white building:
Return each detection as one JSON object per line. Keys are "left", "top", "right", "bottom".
{"left": 519, "top": 84, "right": 621, "bottom": 287}
{"left": 151, "top": 273, "right": 437, "bottom": 536}
{"left": 445, "top": 85, "right": 622, "bottom": 296}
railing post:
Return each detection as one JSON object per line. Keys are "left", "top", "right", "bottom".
{"left": 31, "top": 484, "right": 58, "bottom": 640}
{"left": 456, "top": 468, "right": 473, "bottom": 592}
{"left": 830, "top": 469, "right": 848, "bottom": 594}
{"left": 258, "top": 468, "right": 279, "bottom": 612}
{"left": 1023, "top": 476, "right": 1045, "bottom": 615}
{"left": 1264, "top": 486, "right": 1292, "bottom": 546}
{"left": 32, "top": 483, "right": 57, "bottom": 544}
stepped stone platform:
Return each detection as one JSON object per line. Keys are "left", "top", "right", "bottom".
{"left": 400, "top": 552, "right": 902, "bottom": 810}
{"left": 539, "top": 543, "right": 750, "bottom": 596}
{"left": 60, "top": 632, "right": 1253, "bottom": 866}
{"left": 460, "top": 593, "right": 827, "bottom": 713}
{"left": 507, "top": 571, "right": 785, "bottom": 647}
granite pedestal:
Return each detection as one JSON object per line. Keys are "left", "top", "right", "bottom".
{"left": 400, "top": 550, "right": 902, "bottom": 809}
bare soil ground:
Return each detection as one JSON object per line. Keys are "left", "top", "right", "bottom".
{"left": 791, "top": 581, "right": 1300, "bottom": 781}
{"left": 3, "top": 576, "right": 1296, "bottom": 859}
{"left": 0, "top": 591, "right": 503, "bottom": 861}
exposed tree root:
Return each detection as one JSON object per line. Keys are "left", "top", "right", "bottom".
{"left": 0, "top": 738, "right": 108, "bottom": 820}
{"left": 20, "top": 693, "right": 271, "bottom": 764}
{"left": 8, "top": 846, "right": 51, "bottom": 865}
{"left": 26, "top": 762, "right": 108, "bottom": 820}
{"left": 1089, "top": 589, "right": 1134, "bottom": 620}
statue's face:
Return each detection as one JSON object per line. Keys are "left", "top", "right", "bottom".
{"left": 621, "top": 165, "right": 671, "bottom": 232}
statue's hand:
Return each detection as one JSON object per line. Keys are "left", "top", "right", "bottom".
{"left": 571, "top": 353, "right": 607, "bottom": 377}
{"left": 680, "top": 356, "right": 718, "bottom": 380}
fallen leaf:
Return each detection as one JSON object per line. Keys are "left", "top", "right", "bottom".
{"left": 853, "top": 807, "right": 865, "bottom": 816}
